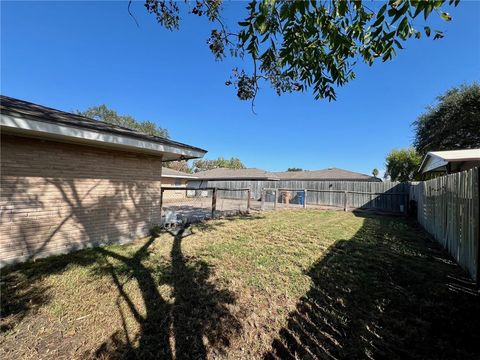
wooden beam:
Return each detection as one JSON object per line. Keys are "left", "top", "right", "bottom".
{"left": 211, "top": 188, "right": 217, "bottom": 218}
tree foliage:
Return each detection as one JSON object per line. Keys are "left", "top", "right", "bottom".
{"left": 76, "top": 104, "right": 169, "bottom": 138}
{"left": 192, "top": 157, "right": 246, "bottom": 172}
{"left": 287, "top": 167, "right": 303, "bottom": 172}
{"left": 165, "top": 160, "right": 193, "bottom": 173}
{"left": 144, "top": 0, "right": 459, "bottom": 104}
{"left": 372, "top": 168, "right": 379, "bottom": 177}
{"left": 385, "top": 148, "right": 422, "bottom": 182}
{"left": 413, "top": 83, "right": 480, "bottom": 155}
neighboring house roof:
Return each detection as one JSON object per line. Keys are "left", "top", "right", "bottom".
{"left": 419, "top": 149, "right": 480, "bottom": 173}
{"left": 272, "top": 168, "right": 381, "bottom": 182}
{"left": 0, "top": 96, "right": 207, "bottom": 161}
{"left": 192, "top": 167, "right": 380, "bottom": 182}
{"left": 161, "top": 167, "right": 198, "bottom": 179}
{"left": 194, "top": 168, "right": 280, "bottom": 180}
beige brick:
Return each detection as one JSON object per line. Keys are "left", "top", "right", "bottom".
{"left": 0, "top": 134, "right": 163, "bottom": 266}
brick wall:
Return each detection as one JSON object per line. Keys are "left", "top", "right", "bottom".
{"left": 161, "top": 177, "right": 188, "bottom": 200}
{"left": 0, "top": 133, "right": 163, "bottom": 266}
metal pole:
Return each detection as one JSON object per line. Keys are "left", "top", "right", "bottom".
{"left": 344, "top": 191, "right": 348, "bottom": 211}
{"left": 247, "top": 189, "right": 251, "bottom": 212}
{"left": 274, "top": 189, "right": 278, "bottom": 210}
{"left": 304, "top": 189, "right": 307, "bottom": 209}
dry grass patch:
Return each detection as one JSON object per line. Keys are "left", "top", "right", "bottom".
{"left": 1, "top": 210, "right": 479, "bottom": 359}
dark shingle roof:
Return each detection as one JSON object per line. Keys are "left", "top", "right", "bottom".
{"left": 0, "top": 95, "right": 206, "bottom": 154}
{"left": 194, "top": 168, "right": 280, "bottom": 180}
{"left": 272, "top": 168, "right": 381, "bottom": 181}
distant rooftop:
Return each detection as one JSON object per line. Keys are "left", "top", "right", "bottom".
{"left": 162, "top": 167, "right": 198, "bottom": 179}
{"left": 272, "top": 168, "right": 380, "bottom": 182}
{"left": 192, "top": 167, "right": 381, "bottom": 182}
{"left": 194, "top": 168, "right": 280, "bottom": 180}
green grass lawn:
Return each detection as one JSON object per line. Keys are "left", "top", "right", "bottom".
{"left": 1, "top": 210, "right": 479, "bottom": 359}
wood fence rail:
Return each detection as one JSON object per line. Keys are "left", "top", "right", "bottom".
{"left": 189, "top": 180, "right": 410, "bottom": 214}
{"left": 261, "top": 188, "right": 409, "bottom": 212}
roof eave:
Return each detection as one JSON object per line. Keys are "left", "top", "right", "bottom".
{"left": 162, "top": 174, "right": 198, "bottom": 179}
{"left": 1, "top": 114, "right": 207, "bottom": 161}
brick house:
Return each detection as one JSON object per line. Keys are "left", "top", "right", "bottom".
{"left": 161, "top": 167, "right": 197, "bottom": 200}
{"left": 0, "top": 96, "right": 206, "bottom": 266}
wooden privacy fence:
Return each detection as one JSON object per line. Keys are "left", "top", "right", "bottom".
{"left": 189, "top": 180, "right": 410, "bottom": 214}
{"left": 410, "top": 168, "right": 480, "bottom": 282}
{"left": 260, "top": 188, "right": 409, "bottom": 213}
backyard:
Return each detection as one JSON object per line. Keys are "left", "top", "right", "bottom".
{"left": 1, "top": 210, "right": 479, "bottom": 359}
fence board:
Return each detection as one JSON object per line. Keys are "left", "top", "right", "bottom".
{"left": 410, "top": 168, "right": 479, "bottom": 281}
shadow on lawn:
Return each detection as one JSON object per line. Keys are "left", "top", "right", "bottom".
{"left": 264, "top": 213, "right": 480, "bottom": 360}
{"left": 87, "top": 225, "right": 242, "bottom": 360}
{"left": 1, "top": 218, "right": 248, "bottom": 358}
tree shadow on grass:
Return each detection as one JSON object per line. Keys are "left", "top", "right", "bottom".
{"left": 264, "top": 213, "right": 480, "bottom": 360}
{"left": 88, "top": 225, "right": 242, "bottom": 359}
{"left": 0, "top": 248, "right": 102, "bottom": 334}
{"left": 1, "top": 217, "right": 246, "bottom": 358}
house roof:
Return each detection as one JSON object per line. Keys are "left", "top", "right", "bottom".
{"left": 161, "top": 167, "right": 198, "bottom": 179}
{"left": 419, "top": 149, "right": 480, "bottom": 173}
{"left": 0, "top": 96, "right": 207, "bottom": 161}
{"left": 192, "top": 167, "right": 381, "bottom": 182}
{"left": 194, "top": 168, "right": 280, "bottom": 180}
{"left": 272, "top": 168, "right": 381, "bottom": 182}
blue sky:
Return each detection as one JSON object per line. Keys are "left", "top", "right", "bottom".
{"left": 2, "top": 1, "right": 479, "bottom": 175}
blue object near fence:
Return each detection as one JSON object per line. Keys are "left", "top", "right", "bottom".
{"left": 297, "top": 191, "right": 305, "bottom": 205}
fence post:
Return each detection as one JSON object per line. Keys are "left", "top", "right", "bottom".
{"left": 211, "top": 188, "right": 217, "bottom": 218}
{"left": 261, "top": 189, "right": 265, "bottom": 210}
{"left": 274, "top": 189, "right": 278, "bottom": 210}
{"left": 247, "top": 188, "right": 251, "bottom": 212}
{"left": 304, "top": 189, "right": 307, "bottom": 209}
{"left": 160, "top": 188, "right": 164, "bottom": 225}
{"left": 344, "top": 191, "right": 348, "bottom": 211}
{"left": 477, "top": 167, "right": 480, "bottom": 286}
{"left": 405, "top": 194, "right": 409, "bottom": 216}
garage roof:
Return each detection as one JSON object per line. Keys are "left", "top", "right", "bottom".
{"left": 0, "top": 96, "right": 207, "bottom": 161}
{"left": 419, "top": 149, "right": 480, "bottom": 173}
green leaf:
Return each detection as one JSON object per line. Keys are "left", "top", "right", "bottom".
{"left": 424, "top": 3, "right": 434, "bottom": 20}
{"left": 440, "top": 12, "right": 452, "bottom": 21}
{"left": 377, "top": 3, "right": 387, "bottom": 18}
{"left": 413, "top": 3, "right": 424, "bottom": 18}
{"left": 373, "top": 15, "right": 385, "bottom": 28}
{"left": 433, "top": 30, "right": 444, "bottom": 40}
{"left": 424, "top": 26, "right": 431, "bottom": 37}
